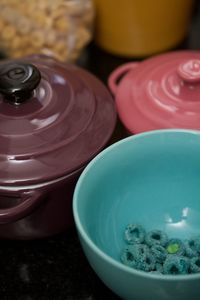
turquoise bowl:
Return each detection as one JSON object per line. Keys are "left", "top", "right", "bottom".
{"left": 73, "top": 129, "right": 200, "bottom": 300}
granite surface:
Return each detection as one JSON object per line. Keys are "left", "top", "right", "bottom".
{"left": 0, "top": 229, "right": 120, "bottom": 300}
{"left": 1, "top": 2, "right": 200, "bottom": 299}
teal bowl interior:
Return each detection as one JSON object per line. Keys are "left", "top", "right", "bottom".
{"left": 74, "top": 130, "right": 200, "bottom": 265}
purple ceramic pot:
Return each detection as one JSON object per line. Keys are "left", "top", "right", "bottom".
{"left": 0, "top": 55, "right": 116, "bottom": 239}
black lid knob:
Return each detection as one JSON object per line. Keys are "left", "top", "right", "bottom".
{"left": 0, "top": 62, "right": 41, "bottom": 105}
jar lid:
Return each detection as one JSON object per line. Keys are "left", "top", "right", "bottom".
{"left": 109, "top": 51, "right": 200, "bottom": 134}
{"left": 0, "top": 55, "right": 116, "bottom": 185}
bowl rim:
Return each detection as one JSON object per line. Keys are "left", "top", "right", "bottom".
{"left": 73, "top": 128, "right": 200, "bottom": 281}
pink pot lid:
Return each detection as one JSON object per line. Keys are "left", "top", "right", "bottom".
{"left": 109, "top": 50, "right": 200, "bottom": 134}
{"left": 0, "top": 55, "right": 116, "bottom": 186}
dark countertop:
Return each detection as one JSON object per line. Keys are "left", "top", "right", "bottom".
{"left": 1, "top": 2, "right": 200, "bottom": 300}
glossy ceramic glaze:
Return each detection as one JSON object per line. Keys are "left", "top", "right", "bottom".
{"left": 73, "top": 129, "right": 200, "bottom": 300}
{"left": 94, "top": 0, "right": 193, "bottom": 57}
{"left": 0, "top": 55, "right": 116, "bottom": 239}
{"left": 0, "top": 168, "right": 82, "bottom": 239}
{"left": 0, "top": 55, "right": 116, "bottom": 186}
{"left": 109, "top": 51, "right": 200, "bottom": 134}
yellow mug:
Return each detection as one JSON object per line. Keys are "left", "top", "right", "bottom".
{"left": 94, "top": 0, "right": 194, "bottom": 57}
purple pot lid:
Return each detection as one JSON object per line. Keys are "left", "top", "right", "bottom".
{"left": 0, "top": 55, "right": 116, "bottom": 186}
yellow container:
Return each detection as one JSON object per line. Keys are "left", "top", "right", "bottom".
{"left": 94, "top": 0, "right": 194, "bottom": 57}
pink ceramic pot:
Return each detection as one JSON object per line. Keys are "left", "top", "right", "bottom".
{"left": 0, "top": 55, "right": 116, "bottom": 239}
{"left": 108, "top": 50, "right": 200, "bottom": 134}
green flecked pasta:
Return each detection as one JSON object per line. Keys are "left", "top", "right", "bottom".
{"left": 121, "top": 244, "right": 156, "bottom": 272}
{"left": 166, "top": 239, "right": 185, "bottom": 256}
{"left": 135, "top": 251, "right": 156, "bottom": 272}
{"left": 120, "top": 245, "right": 137, "bottom": 268}
{"left": 194, "top": 237, "right": 200, "bottom": 253}
{"left": 190, "top": 257, "right": 200, "bottom": 273}
{"left": 121, "top": 223, "right": 200, "bottom": 275}
{"left": 184, "top": 239, "right": 198, "bottom": 258}
{"left": 151, "top": 244, "right": 167, "bottom": 263}
{"left": 124, "top": 224, "right": 146, "bottom": 244}
{"left": 163, "top": 255, "right": 189, "bottom": 275}
{"left": 145, "top": 230, "right": 168, "bottom": 247}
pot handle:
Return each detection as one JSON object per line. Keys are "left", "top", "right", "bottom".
{"left": 0, "top": 190, "right": 44, "bottom": 224}
{"left": 108, "top": 62, "right": 139, "bottom": 95}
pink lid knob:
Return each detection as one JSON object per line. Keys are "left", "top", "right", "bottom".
{"left": 177, "top": 59, "right": 200, "bottom": 83}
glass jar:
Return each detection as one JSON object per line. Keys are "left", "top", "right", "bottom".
{"left": 0, "top": 0, "right": 94, "bottom": 62}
